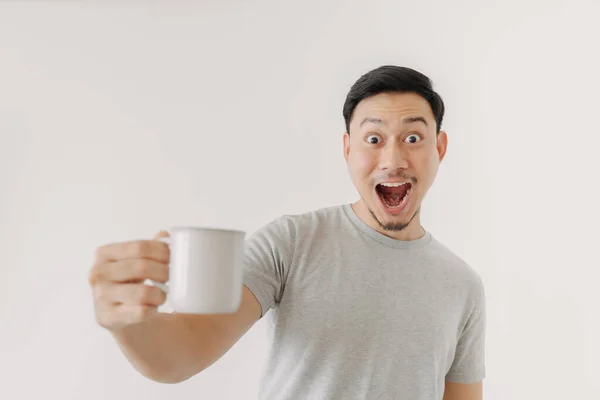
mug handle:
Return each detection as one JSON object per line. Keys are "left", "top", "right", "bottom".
{"left": 143, "top": 235, "right": 170, "bottom": 294}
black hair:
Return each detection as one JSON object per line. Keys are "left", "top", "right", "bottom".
{"left": 343, "top": 65, "right": 445, "bottom": 134}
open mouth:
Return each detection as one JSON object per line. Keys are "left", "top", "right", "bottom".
{"left": 376, "top": 181, "right": 412, "bottom": 209}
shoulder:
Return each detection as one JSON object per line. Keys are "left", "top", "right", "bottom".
{"left": 243, "top": 205, "right": 345, "bottom": 275}
{"left": 427, "top": 235, "right": 485, "bottom": 302}
{"left": 250, "top": 204, "right": 345, "bottom": 239}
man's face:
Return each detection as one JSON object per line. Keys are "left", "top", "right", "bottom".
{"left": 343, "top": 92, "right": 447, "bottom": 233}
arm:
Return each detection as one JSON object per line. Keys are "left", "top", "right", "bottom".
{"left": 443, "top": 380, "right": 482, "bottom": 400}
{"left": 92, "top": 218, "right": 289, "bottom": 384}
{"left": 444, "top": 276, "right": 487, "bottom": 398}
{"left": 112, "top": 285, "right": 261, "bottom": 383}
{"left": 90, "top": 232, "right": 262, "bottom": 384}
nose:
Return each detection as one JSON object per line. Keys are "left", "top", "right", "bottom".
{"left": 379, "top": 142, "right": 409, "bottom": 171}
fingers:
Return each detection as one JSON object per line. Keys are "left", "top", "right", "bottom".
{"left": 90, "top": 231, "right": 172, "bottom": 331}
{"left": 91, "top": 231, "right": 171, "bottom": 285}
{"left": 94, "top": 282, "right": 167, "bottom": 306}
{"left": 89, "top": 259, "right": 169, "bottom": 285}
{"left": 95, "top": 304, "right": 159, "bottom": 330}
{"left": 116, "top": 304, "right": 159, "bottom": 324}
{"left": 95, "top": 239, "right": 170, "bottom": 264}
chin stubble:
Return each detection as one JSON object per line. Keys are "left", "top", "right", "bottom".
{"left": 369, "top": 204, "right": 421, "bottom": 232}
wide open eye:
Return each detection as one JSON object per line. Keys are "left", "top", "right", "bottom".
{"left": 366, "top": 134, "right": 382, "bottom": 144}
{"left": 405, "top": 134, "right": 421, "bottom": 144}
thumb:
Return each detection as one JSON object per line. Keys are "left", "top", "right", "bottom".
{"left": 153, "top": 230, "right": 171, "bottom": 240}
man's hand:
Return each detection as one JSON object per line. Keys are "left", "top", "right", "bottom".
{"left": 89, "top": 231, "right": 171, "bottom": 332}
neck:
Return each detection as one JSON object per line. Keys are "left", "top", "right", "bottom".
{"left": 351, "top": 199, "right": 425, "bottom": 241}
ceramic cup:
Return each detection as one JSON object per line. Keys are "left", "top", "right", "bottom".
{"left": 146, "top": 226, "right": 246, "bottom": 314}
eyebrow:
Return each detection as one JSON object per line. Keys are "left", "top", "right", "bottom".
{"left": 359, "top": 116, "right": 428, "bottom": 127}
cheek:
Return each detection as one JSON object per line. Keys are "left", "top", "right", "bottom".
{"left": 349, "top": 151, "right": 377, "bottom": 179}
{"left": 416, "top": 152, "right": 439, "bottom": 185}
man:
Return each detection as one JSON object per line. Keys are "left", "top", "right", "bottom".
{"left": 89, "top": 65, "right": 486, "bottom": 400}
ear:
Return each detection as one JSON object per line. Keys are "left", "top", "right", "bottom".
{"left": 343, "top": 132, "right": 350, "bottom": 162}
{"left": 436, "top": 130, "right": 448, "bottom": 163}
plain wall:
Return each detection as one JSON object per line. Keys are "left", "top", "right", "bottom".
{"left": 1, "top": 1, "right": 598, "bottom": 399}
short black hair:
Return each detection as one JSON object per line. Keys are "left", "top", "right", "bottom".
{"left": 343, "top": 65, "right": 445, "bottom": 134}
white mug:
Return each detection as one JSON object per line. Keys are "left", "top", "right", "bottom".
{"left": 146, "top": 226, "right": 246, "bottom": 314}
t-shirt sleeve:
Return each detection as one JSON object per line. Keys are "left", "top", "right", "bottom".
{"left": 446, "top": 277, "right": 487, "bottom": 384}
{"left": 242, "top": 216, "right": 295, "bottom": 318}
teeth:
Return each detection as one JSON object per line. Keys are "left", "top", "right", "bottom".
{"left": 380, "top": 182, "right": 408, "bottom": 187}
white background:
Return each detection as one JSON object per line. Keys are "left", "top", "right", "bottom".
{"left": 1, "top": 1, "right": 599, "bottom": 399}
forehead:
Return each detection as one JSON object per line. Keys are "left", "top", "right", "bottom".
{"left": 351, "top": 92, "right": 434, "bottom": 126}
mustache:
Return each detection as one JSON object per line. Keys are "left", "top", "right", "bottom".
{"left": 374, "top": 173, "right": 417, "bottom": 185}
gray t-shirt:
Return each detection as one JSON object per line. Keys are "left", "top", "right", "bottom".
{"left": 243, "top": 204, "right": 486, "bottom": 400}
